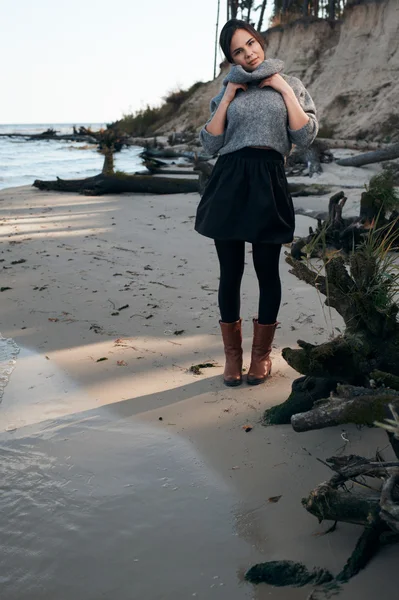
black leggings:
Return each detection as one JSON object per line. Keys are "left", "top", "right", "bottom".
{"left": 214, "top": 240, "right": 282, "bottom": 325}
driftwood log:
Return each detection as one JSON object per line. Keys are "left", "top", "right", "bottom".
{"left": 140, "top": 147, "right": 211, "bottom": 162}
{"left": 246, "top": 455, "right": 399, "bottom": 588}
{"left": 265, "top": 171, "right": 399, "bottom": 428}
{"left": 285, "top": 139, "right": 333, "bottom": 178}
{"left": 290, "top": 173, "right": 399, "bottom": 259}
{"left": 318, "top": 138, "right": 392, "bottom": 151}
{"left": 0, "top": 132, "right": 98, "bottom": 143}
{"left": 264, "top": 235, "right": 399, "bottom": 428}
{"left": 32, "top": 149, "right": 200, "bottom": 195}
{"left": 291, "top": 387, "right": 399, "bottom": 432}
{"left": 336, "top": 142, "right": 399, "bottom": 167}
{"left": 33, "top": 173, "right": 199, "bottom": 195}
{"left": 303, "top": 455, "right": 399, "bottom": 579}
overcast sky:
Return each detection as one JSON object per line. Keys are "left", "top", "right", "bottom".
{"left": 0, "top": 0, "right": 273, "bottom": 124}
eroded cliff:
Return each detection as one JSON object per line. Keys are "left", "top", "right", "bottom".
{"left": 157, "top": 0, "right": 398, "bottom": 142}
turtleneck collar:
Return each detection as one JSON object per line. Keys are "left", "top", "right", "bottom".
{"left": 223, "top": 58, "right": 284, "bottom": 86}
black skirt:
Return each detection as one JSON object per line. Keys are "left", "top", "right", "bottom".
{"left": 195, "top": 147, "right": 294, "bottom": 244}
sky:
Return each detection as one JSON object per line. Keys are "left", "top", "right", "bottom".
{"left": 0, "top": 0, "right": 273, "bottom": 124}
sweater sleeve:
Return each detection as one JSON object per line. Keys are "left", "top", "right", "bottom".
{"left": 287, "top": 78, "right": 318, "bottom": 149}
{"left": 199, "top": 89, "right": 226, "bottom": 155}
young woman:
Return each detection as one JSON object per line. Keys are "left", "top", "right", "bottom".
{"left": 195, "top": 19, "right": 318, "bottom": 387}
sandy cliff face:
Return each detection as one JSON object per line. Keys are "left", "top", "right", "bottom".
{"left": 159, "top": 0, "right": 398, "bottom": 142}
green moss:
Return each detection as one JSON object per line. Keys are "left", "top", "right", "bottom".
{"left": 365, "top": 169, "right": 399, "bottom": 213}
{"left": 371, "top": 370, "right": 399, "bottom": 391}
{"left": 343, "top": 395, "right": 397, "bottom": 425}
{"left": 245, "top": 560, "right": 333, "bottom": 587}
{"left": 263, "top": 392, "right": 316, "bottom": 424}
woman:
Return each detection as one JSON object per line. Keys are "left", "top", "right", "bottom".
{"left": 195, "top": 19, "right": 318, "bottom": 387}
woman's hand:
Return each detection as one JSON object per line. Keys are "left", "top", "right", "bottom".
{"left": 260, "top": 74, "right": 310, "bottom": 131}
{"left": 258, "top": 73, "right": 292, "bottom": 96}
{"left": 223, "top": 81, "right": 248, "bottom": 103}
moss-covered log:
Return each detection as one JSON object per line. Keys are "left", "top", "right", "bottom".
{"left": 282, "top": 336, "right": 373, "bottom": 382}
{"left": 245, "top": 560, "right": 333, "bottom": 587}
{"left": 290, "top": 170, "right": 399, "bottom": 257}
{"left": 301, "top": 458, "right": 399, "bottom": 582}
{"left": 336, "top": 523, "right": 385, "bottom": 583}
{"left": 247, "top": 460, "right": 399, "bottom": 587}
{"left": 303, "top": 458, "right": 399, "bottom": 534}
{"left": 370, "top": 370, "right": 399, "bottom": 391}
{"left": 291, "top": 388, "right": 399, "bottom": 432}
{"left": 263, "top": 376, "right": 339, "bottom": 425}
{"left": 302, "top": 483, "right": 380, "bottom": 526}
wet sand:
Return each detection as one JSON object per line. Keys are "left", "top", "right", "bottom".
{"left": 1, "top": 167, "right": 398, "bottom": 598}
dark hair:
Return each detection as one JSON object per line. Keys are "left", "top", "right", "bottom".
{"left": 219, "top": 19, "right": 265, "bottom": 64}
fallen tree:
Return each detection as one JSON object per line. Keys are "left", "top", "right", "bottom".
{"left": 32, "top": 148, "right": 200, "bottom": 195}
{"left": 336, "top": 142, "right": 399, "bottom": 167}
{"left": 33, "top": 173, "right": 199, "bottom": 195}
{"left": 318, "top": 138, "right": 392, "bottom": 152}
{"left": 264, "top": 175, "right": 399, "bottom": 428}
{"left": 255, "top": 165, "right": 399, "bottom": 590}
{"left": 246, "top": 451, "right": 399, "bottom": 590}
{"left": 290, "top": 169, "right": 399, "bottom": 259}
{"left": 291, "top": 387, "right": 399, "bottom": 432}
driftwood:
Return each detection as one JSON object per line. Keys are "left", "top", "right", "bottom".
{"left": 33, "top": 173, "right": 199, "bottom": 195}
{"left": 246, "top": 455, "right": 399, "bottom": 588}
{"left": 303, "top": 455, "right": 399, "bottom": 582}
{"left": 318, "top": 138, "right": 392, "bottom": 152}
{"left": 32, "top": 147, "right": 200, "bottom": 195}
{"left": 145, "top": 168, "right": 197, "bottom": 176}
{"left": 336, "top": 142, "right": 399, "bottom": 167}
{"left": 140, "top": 147, "right": 211, "bottom": 162}
{"left": 290, "top": 172, "right": 399, "bottom": 259}
{"left": 0, "top": 131, "right": 98, "bottom": 143}
{"left": 263, "top": 376, "right": 339, "bottom": 425}
{"left": 285, "top": 140, "right": 333, "bottom": 178}
{"left": 264, "top": 229, "right": 399, "bottom": 429}
{"left": 304, "top": 457, "right": 399, "bottom": 534}
{"left": 291, "top": 386, "right": 399, "bottom": 432}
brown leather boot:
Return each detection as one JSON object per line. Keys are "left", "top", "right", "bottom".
{"left": 247, "top": 320, "right": 278, "bottom": 385}
{"left": 219, "top": 319, "right": 243, "bottom": 387}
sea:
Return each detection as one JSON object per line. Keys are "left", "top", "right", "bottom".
{"left": 0, "top": 123, "right": 146, "bottom": 191}
{"left": 0, "top": 123, "right": 148, "bottom": 399}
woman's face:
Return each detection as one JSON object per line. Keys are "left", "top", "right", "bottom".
{"left": 230, "top": 29, "right": 265, "bottom": 71}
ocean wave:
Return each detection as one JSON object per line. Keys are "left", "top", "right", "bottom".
{"left": 0, "top": 335, "right": 20, "bottom": 402}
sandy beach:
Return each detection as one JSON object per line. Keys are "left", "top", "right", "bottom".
{"left": 1, "top": 163, "right": 398, "bottom": 599}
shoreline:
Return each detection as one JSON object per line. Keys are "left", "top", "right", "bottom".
{"left": 1, "top": 173, "right": 398, "bottom": 597}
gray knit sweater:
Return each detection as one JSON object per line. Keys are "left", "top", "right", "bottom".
{"left": 200, "top": 58, "right": 318, "bottom": 157}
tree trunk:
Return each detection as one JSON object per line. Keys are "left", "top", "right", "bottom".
{"left": 257, "top": 0, "right": 268, "bottom": 30}
{"left": 263, "top": 375, "right": 339, "bottom": 424}
{"left": 336, "top": 143, "right": 399, "bottom": 167}
{"left": 318, "top": 138, "right": 391, "bottom": 151}
{"left": 230, "top": 0, "right": 239, "bottom": 19}
{"left": 303, "top": 458, "right": 399, "bottom": 532}
{"left": 33, "top": 173, "right": 199, "bottom": 195}
{"left": 304, "top": 145, "right": 323, "bottom": 177}
{"left": 101, "top": 148, "right": 114, "bottom": 175}
{"left": 141, "top": 148, "right": 211, "bottom": 162}
{"left": 247, "top": 0, "right": 253, "bottom": 22}
{"left": 291, "top": 388, "right": 399, "bottom": 432}
{"left": 303, "top": 483, "right": 380, "bottom": 526}
{"left": 285, "top": 252, "right": 399, "bottom": 337}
